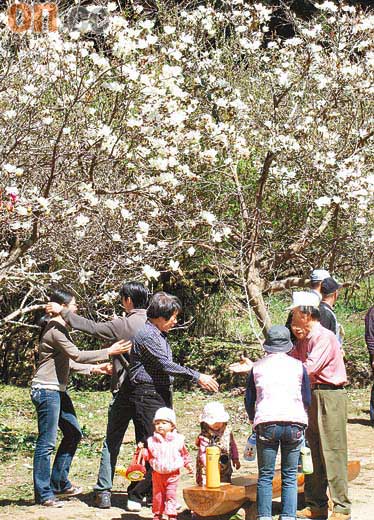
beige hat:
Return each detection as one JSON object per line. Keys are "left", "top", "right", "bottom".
{"left": 153, "top": 407, "right": 176, "bottom": 426}
{"left": 200, "top": 402, "right": 229, "bottom": 424}
{"left": 287, "top": 291, "right": 320, "bottom": 310}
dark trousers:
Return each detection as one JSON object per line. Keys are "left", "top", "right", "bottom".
{"left": 370, "top": 382, "right": 374, "bottom": 423}
{"left": 94, "top": 380, "right": 135, "bottom": 493}
{"left": 94, "top": 379, "right": 172, "bottom": 505}
{"left": 127, "top": 383, "right": 172, "bottom": 504}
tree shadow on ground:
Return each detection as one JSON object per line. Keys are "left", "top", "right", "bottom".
{"left": 348, "top": 418, "right": 373, "bottom": 427}
{"left": 0, "top": 498, "right": 34, "bottom": 507}
{"left": 77, "top": 490, "right": 128, "bottom": 507}
{"left": 79, "top": 491, "right": 153, "bottom": 519}
{"left": 178, "top": 500, "right": 289, "bottom": 520}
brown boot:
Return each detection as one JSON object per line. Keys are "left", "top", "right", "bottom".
{"left": 329, "top": 513, "right": 351, "bottom": 520}
{"left": 296, "top": 506, "right": 328, "bottom": 519}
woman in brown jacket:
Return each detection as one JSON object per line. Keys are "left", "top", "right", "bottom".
{"left": 31, "top": 289, "right": 130, "bottom": 507}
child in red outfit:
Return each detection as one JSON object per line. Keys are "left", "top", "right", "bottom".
{"left": 141, "top": 407, "right": 193, "bottom": 520}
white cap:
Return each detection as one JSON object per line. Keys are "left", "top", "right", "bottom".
{"left": 200, "top": 402, "right": 229, "bottom": 425}
{"left": 287, "top": 291, "right": 320, "bottom": 310}
{"left": 310, "top": 269, "right": 330, "bottom": 282}
{"left": 153, "top": 407, "right": 176, "bottom": 426}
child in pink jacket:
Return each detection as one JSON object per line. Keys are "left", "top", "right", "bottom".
{"left": 141, "top": 407, "right": 193, "bottom": 520}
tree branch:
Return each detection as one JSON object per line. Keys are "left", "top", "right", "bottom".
{"left": 0, "top": 304, "right": 45, "bottom": 327}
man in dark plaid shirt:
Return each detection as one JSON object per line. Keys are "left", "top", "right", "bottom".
{"left": 129, "top": 320, "right": 199, "bottom": 386}
{"left": 125, "top": 291, "right": 218, "bottom": 512}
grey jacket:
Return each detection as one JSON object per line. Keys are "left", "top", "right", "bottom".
{"left": 61, "top": 308, "right": 147, "bottom": 391}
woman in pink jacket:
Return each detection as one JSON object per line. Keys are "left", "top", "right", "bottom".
{"left": 141, "top": 407, "right": 193, "bottom": 520}
{"left": 245, "top": 325, "right": 311, "bottom": 520}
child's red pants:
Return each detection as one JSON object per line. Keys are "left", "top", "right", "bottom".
{"left": 152, "top": 470, "right": 180, "bottom": 517}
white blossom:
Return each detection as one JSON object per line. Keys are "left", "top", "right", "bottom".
{"left": 104, "top": 199, "right": 120, "bottom": 211}
{"left": 169, "top": 259, "right": 180, "bottom": 271}
{"left": 201, "top": 210, "right": 216, "bottom": 225}
{"left": 142, "top": 264, "right": 160, "bottom": 280}
{"left": 79, "top": 269, "right": 94, "bottom": 284}
{"left": 75, "top": 215, "right": 90, "bottom": 227}
{"left": 314, "top": 196, "right": 331, "bottom": 208}
{"left": 138, "top": 221, "right": 150, "bottom": 235}
{"left": 164, "top": 26, "right": 176, "bottom": 35}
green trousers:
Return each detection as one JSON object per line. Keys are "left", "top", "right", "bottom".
{"left": 305, "top": 388, "right": 351, "bottom": 515}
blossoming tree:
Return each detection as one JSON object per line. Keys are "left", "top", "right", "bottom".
{"left": 0, "top": 0, "right": 373, "bottom": 336}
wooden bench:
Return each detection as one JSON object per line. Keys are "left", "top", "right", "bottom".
{"left": 183, "top": 460, "right": 360, "bottom": 518}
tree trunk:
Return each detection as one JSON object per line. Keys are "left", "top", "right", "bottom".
{"left": 245, "top": 280, "right": 272, "bottom": 335}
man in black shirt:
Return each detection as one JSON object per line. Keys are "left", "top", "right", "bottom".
{"left": 319, "top": 277, "right": 342, "bottom": 344}
{"left": 365, "top": 306, "right": 374, "bottom": 425}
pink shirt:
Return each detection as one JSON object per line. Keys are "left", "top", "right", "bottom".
{"left": 291, "top": 322, "right": 347, "bottom": 386}
{"left": 144, "top": 431, "right": 192, "bottom": 475}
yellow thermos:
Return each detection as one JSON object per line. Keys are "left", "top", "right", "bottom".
{"left": 206, "top": 443, "right": 221, "bottom": 488}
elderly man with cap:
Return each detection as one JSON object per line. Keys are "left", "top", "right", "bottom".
{"left": 319, "top": 277, "right": 343, "bottom": 344}
{"left": 290, "top": 291, "right": 350, "bottom": 520}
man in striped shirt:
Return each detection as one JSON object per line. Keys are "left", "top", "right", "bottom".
{"left": 290, "top": 292, "right": 350, "bottom": 520}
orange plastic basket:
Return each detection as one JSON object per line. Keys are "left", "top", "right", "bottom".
{"left": 121, "top": 447, "right": 146, "bottom": 482}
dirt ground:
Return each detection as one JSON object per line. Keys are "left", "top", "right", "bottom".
{"left": 0, "top": 416, "right": 373, "bottom": 520}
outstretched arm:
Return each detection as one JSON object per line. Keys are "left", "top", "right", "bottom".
{"left": 46, "top": 301, "right": 131, "bottom": 341}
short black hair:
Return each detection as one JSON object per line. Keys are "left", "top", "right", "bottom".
{"left": 297, "top": 306, "right": 320, "bottom": 321}
{"left": 39, "top": 288, "right": 74, "bottom": 336}
{"left": 119, "top": 281, "right": 149, "bottom": 309}
{"left": 49, "top": 288, "right": 74, "bottom": 305}
{"left": 147, "top": 292, "right": 182, "bottom": 320}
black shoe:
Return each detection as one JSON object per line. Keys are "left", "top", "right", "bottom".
{"left": 94, "top": 491, "right": 111, "bottom": 509}
{"left": 142, "top": 495, "right": 153, "bottom": 507}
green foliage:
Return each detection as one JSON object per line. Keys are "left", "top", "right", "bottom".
{"left": 1, "top": 282, "right": 372, "bottom": 390}
{"left": 0, "top": 425, "right": 37, "bottom": 459}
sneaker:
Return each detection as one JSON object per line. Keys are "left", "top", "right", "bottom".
{"left": 297, "top": 506, "right": 328, "bottom": 519}
{"left": 41, "top": 498, "right": 64, "bottom": 507}
{"left": 330, "top": 513, "right": 351, "bottom": 520}
{"left": 94, "top": 490, "right": 111, "bottom": 509}
{"left": 127, "top": 499, "right": 142, "bottom": 512}
{"left": 229, "top": 508, "right": 246, "bottom": 520}
{"left": 56, "top": 485, "right": 83, "bottom": 497}
{"left": 142, "top": 495, "right": 153, "bottom": 507}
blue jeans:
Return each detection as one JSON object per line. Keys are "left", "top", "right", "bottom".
{"left": 370, "top": 382, "right": 374, "bottom": 423}
{"left": 31, "top": 388, "right": 82, "bottom": 504}
{"left": 256, "top": 422, "right": 304, "bottom": 520}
